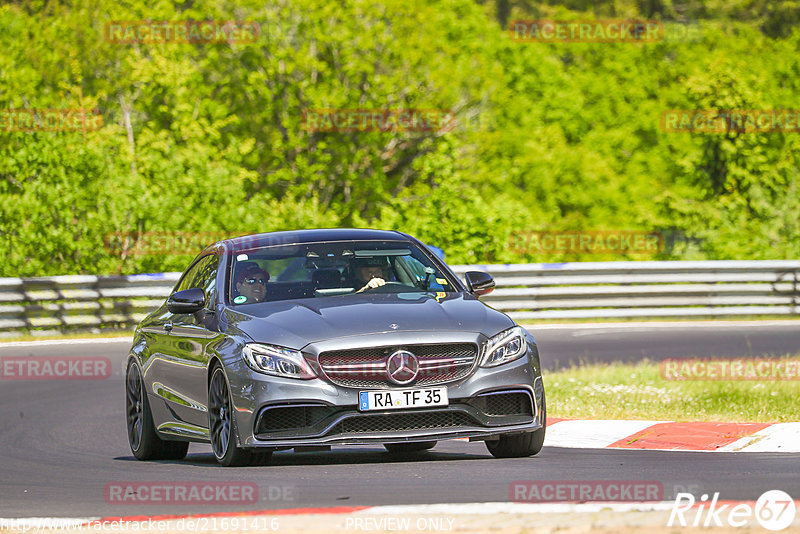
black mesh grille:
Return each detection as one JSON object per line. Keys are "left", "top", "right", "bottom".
{"left": 469, "top": 392, "right": 533, "bottom": 417}
{"left": 318, "top": 343, "right": 478, "bottom": 388}
{"left": 335, "top": 411, "right": 476, "bottom": 434}
{"left": 320, "top": 344, "right": 475, "bottom": 363}
{"left": 416, "top": 369, "right": 463, "bottom": 386}
{"left": 258, "top": 405, "right": 337, "bottom": 433}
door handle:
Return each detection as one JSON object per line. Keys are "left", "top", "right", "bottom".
{"left": 164, "top": 321, "right": 173, "bottom": 332}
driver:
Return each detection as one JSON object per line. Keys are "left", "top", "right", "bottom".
{"left": 353, "top": 257, "right": 390, "bottom": 292}
{"left": 234, "top": 265, "right": 270, "bottom": 303}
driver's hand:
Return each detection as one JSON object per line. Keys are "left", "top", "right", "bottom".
{"left": 358, "top": 277, "right": 386, "bottom": 292}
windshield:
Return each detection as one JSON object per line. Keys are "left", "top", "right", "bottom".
{"left": 227, "top": 240, "right": 456, "bottom": 305}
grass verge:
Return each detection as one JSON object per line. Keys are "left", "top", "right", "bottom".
{"left": 546, "top": 359, "right": 800, "bottom": 423}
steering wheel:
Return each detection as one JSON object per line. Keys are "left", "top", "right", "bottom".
{"left": 361, "top": 281, "right": 409, "bottom": 293}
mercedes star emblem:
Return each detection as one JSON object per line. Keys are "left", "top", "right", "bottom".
{"left": 386, "top": 350, "right": 419, "bottom": 385}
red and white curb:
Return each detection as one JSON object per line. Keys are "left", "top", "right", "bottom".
{"left": 544, "top": 419, "right": 800, "bottom": 452}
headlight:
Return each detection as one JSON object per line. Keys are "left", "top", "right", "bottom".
{"left": 481, "top": 326, "right": 527, "bottom": 367}
{"left": 242, "top": 343, "right": 317, "bottom": 379}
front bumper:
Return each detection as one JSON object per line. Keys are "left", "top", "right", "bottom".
{"left": 226, "top": 334, "right": 544, "bottom": 449}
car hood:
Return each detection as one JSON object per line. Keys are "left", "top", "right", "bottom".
{"left": 225, "top": 292, "right": 514, "bottom": 349}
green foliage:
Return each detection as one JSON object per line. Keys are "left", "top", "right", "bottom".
{"left": 1, "top": 0, "right": 799, "bottom": 276}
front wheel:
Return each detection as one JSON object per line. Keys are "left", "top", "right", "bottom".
{"left": 486, "top": 392, "right": 546, "bottom": 459}
{"left": 125, "top": 361, "right": 189, "bottom": 461}
{"left": 209, "top": 366, "right": 270, "bottom": 467}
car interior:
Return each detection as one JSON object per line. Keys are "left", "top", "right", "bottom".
{"left": 229, "top": 245, "right": 448, "bottom": 303}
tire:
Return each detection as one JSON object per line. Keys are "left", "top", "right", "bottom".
{"left": 384, "top": 441, "right": 437, "bottom": 453}
{"left": 486, "top": 391, "right": 546, "bottom": 459}
{"left": 126, "top": 361, "right": 189, "bottom": 461}
{"left": 209, "top": 366, "right": 271, "bottom": 467}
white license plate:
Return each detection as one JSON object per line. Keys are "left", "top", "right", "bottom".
{"left": 358, "top": 387, "right": 448, "bottom": 411}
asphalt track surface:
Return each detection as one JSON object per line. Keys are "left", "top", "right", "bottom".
{"left": 2, "top": 321, "right": 798, "bottom": 368}
{"left": 1, "top": 322, "right": 799, "bottom": 518}
{"left": 532, "top": 321, "right": 800, "bottom": 370}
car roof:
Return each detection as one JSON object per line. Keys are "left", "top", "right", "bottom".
{"left": 221, "top": 228, "right": 411, "bottom": 252}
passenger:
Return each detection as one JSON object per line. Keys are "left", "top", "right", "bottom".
{"left": 353, "top": 257, "right": 390, "bottom": 292}
{"left": 235, "top": 265, "right": 270, "bottom": 303}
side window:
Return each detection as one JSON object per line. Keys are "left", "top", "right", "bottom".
{"left": 400, "top": 255, "right": 428, "bottom": 279}
{"left": 174, "top": 255, "right": 219, "bottom": 305}
{"left": 175, "top": 259, "right": 203, "bottom": 293}
{"left": 201, "top": 256, "right": 218, "bottom": 305}
{"left": 397, "top": 255, "right": 449, "bottom": 291}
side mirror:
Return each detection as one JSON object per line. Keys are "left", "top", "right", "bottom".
{"left": 464, "top": 271, "right": 495, "bottom": 296}
{"left": 167, "top": 288, "right": 206, "bottom": 314}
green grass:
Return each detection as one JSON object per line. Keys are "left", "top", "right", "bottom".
{"left": 546, "top": 359, "right": 800, "bottom": 423}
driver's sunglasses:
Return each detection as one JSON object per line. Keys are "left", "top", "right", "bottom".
{"left": 244, "top": 277, "right": 267, "bottom": 285}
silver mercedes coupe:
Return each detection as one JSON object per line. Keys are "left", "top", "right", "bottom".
{"left": 125, "top": 229, "right": 546, "bottom": 466}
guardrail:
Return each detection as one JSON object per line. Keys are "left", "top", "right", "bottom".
{"left": 450, "top": 260, "right": 800, "bottom": 319}
{"left": 1, "top": 261, "right": 798, "bottom": 336}
{"left": 0, "top": 273, "right": 180, "bottom": 335}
